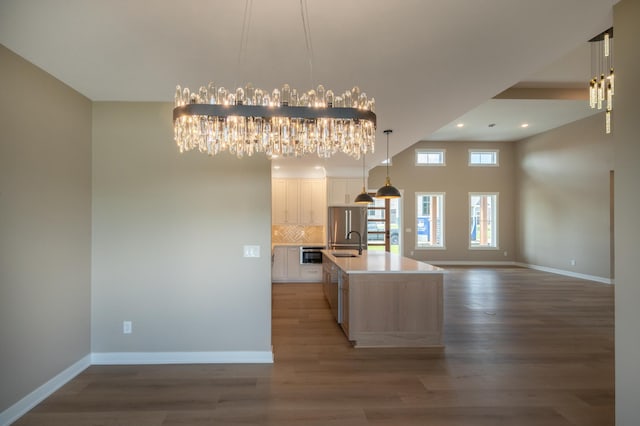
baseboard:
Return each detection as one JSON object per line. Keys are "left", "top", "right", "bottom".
{"left": 0, "top": 354, "right": 91, "bottom": 426}
{"left": 91, "top": 350, "right": 274, "bottom": 365}
{"left": 429, "top": 260, "right": 518, "bottom": 266}
{"left": 515, "top": 262, "right": 613, "bottom": 284}
{"left": 417, "top": 260, "right": 613, "bottom": 284}
{"left": 1, "top": 349, "right": 273, "bottom": 425}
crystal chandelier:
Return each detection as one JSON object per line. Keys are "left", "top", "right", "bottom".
{"left": 588, "top": 28, "right": 614, "bottom": 134}
{"left": 172, "top": 0, "right": 376, "bottom": 159}
{"left": 172, "top": 84, "right": 376, "bottom": 159}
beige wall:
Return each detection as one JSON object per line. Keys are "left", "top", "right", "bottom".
{"left": 91, "top": 102, "right": 272, "bottom": 353}
{"left": 515, "top": 113, "right": 612, "bottom": 279}
{"left": 369, "top": 141, "right": 516, "bottom": 263}
{"left": 0, "top": 45, "right": 92, "bottom": 411}
{"left": 614, "top": 0, "right": 640, "bottom": 422}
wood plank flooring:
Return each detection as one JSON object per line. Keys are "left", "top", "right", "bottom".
{"left": 14, "top": 267, "right": 614, "bottom": 425}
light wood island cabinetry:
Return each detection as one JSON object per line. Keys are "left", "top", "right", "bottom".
{"left": 322, "top": 250, "right": 444, "bottom": 347}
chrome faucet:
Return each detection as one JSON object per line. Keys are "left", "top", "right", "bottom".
{"left": 347, "top": 230, "right": 363, "bottom": 255}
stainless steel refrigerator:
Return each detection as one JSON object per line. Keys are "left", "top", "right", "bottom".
{"left": 327, "top": 206, "right": 367, "bottom": 250}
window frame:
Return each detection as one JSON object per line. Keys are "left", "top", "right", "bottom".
{"left": 468, "top": 149, "right": 499, "bottom": 167}
{"left": 415, "top": 149, "right": 446, "bottom": 166}
{"left": 415, "top": 192, "right": 446, "bottom": 250}
{"left": 468, "top": 192, "right": 499, "bottom": 250}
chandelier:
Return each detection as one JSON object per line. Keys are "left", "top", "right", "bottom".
{"left": 588, "top": 28, "right": 614, "bottom": 134}
{"left": 172, "top": 0, "right": 376, "bottom": 159}
{"left": 173, "top": 84, "right": 376, "bottom": 159}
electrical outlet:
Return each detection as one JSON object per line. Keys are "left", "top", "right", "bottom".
{"left": 503, "top": 251, "right": 508, "bottom": 257}
{"left": 123, "top": 321, "right": 132, "bottom": 334}
{"left": 570, "top": 259, "right": 576, "bottom": 266}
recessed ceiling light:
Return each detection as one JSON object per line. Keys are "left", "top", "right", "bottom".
{"left": 314, "top": 166, "right": 322, "bottom": 170}
{"left": 456, "top": 123, "right": 464, "bottom": 128}
{"left": 521, "top": 123, "right": 529, "bottom": 128}
{"left": 273, "top": 165, "right": 281, "bottom": 170}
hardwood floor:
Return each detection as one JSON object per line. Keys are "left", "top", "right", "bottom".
{"left": 14, "top": 267, "right": 614, "bottom": 425}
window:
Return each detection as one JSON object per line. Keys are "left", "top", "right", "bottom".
{"left": 416, "top": 149, "right": 446, "bottom": 166}
{"left": 469, "top": 193, "right": 498, "bottom": 248}
{"left": 415, "top": 193, "right": 444, "bottom": 248}
{"left": 469, "top": 149, "right": 499, "bottom": 166}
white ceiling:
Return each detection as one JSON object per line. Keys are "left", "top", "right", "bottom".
{"left": 0, "top": 0, "right": 614, "bottom": 176}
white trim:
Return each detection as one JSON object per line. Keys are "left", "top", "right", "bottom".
{"left": 414, "top": 246, "right": 447, "bottom": 251}
{"left": 0, "top": 354, "right": 91, "bottom": 426}
{"left": 91, "top": 351, "right": 274, "bottom": 365}
{"left": 1, "top": 350, "right": 274, "bottom": 425}
{"left": 429, "top": 261, "right": 518, "bottom": 266}
{"left": 407, "top": 261, "right": 613, "bottom": 284}
{"left": 515, "top": 262, "right": 613, "bottom": 284}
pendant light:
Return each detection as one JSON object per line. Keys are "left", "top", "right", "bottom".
{"left": 354, "top": 154, "right": 374, "bottom": 204}
{"left": 375, "top": 129, "right": 401, "bottom": 199}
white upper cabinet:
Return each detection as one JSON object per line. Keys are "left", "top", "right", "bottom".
{"left": 327, "top": 177, "right": 364, "bottom": 206}
{"left": 299, "top": 179, "right": 326, "bottom": 225}
{"left": 272, "top": 179, "right": 300, "bottom": 224}
{"left": 272, "top": 178, "right": 326, "bottom": 226}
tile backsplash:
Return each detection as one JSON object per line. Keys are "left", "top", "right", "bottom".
{"left": 272, "top": 225, "right": 325, "bottom": 244}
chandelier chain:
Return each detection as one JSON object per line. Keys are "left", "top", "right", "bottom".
{"left": 235, "top": 0, "right": 253, "bottom": 88}
{"left": 300, "top": 0, "right": 315, "bottom": 88}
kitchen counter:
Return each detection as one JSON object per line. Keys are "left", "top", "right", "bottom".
{"left": 322, "top": 250, "right": 444, "bottom": 348}
{"left": 322, "top": 250, "right": 443, "bottom": 274}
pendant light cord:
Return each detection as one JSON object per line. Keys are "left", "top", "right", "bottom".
{"left": 362, "top": 155, "right": 366, "bottom": 188}
{"left": 384, "top": 129, "right": 392, "bottom": 178}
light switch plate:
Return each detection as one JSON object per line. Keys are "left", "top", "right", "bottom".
{"left": 243, "top": 245, "right": 261, "bottom": 258}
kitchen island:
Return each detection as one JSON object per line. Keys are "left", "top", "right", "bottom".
{"left": 322, "top": 249, "right": 444, "bottom": 348}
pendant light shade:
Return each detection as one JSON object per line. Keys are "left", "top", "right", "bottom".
{"left": 375, "top": 129, "right": 401, "bottom": 199}
{"left": 354, "top": 153, "right": 374, "bottom": 204}
{"left": 354, "top": 192, "right": 375, "bottom": 204}
{"left": 376, "top": 176, "right": 402, "bottom": 198}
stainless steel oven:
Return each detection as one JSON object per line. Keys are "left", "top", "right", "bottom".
{"left": 300, "top": 246, "right": 324, "bottom": 264}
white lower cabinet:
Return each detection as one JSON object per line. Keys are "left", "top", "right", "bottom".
{"left": 272, "top": 246, "right": 323, "bottom": 283}
{"left": 271, "top": 247, "right": 288, "bottom": 281}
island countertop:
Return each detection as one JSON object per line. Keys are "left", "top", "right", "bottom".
{"left": 322, "top": 249, "right": 443, "bottom": 274}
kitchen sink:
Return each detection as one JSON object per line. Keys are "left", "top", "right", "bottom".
{"left": 331, "top": 252, "right": 359, "bottom": 258}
